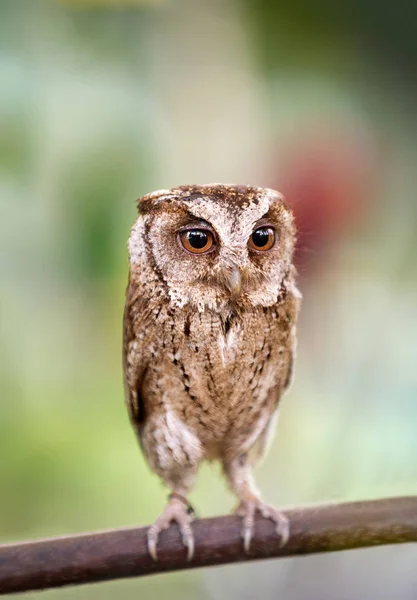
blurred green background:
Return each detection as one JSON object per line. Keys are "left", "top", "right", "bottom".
{"left": 1, "top": 0, "right": 417, "bottom": 598}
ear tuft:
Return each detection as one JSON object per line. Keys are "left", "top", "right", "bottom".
{"left": 136, "top": 189, "right": 175, "bottom": 214}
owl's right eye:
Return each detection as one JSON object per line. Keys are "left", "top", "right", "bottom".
{"left": 179, "top": 229, "right": 215, "bottom": 254}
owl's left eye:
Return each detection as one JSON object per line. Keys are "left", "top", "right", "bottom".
{"left": 249, "top": 226, "right": 275, "bottom": 251}
{"left": 179, "top": 229, "right": 215, "bottom": 254}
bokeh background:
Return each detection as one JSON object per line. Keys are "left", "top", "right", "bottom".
{"left": 1, "top": 0, "right": 417, "bottom": 598}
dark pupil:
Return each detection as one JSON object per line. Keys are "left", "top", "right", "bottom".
{"left": 252, "top": 228, "right": 270, "bottom": 247}
{"left": 187, "top": 230, "right": 208, "bottom": 249}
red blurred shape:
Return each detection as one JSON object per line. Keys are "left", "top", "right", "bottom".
{"left": 273, "top": 125, "right": 379, "bottom": 274}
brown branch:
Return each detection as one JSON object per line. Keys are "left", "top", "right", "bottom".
{"left": 1, "top": 496, "right": 416, "bottom": 595}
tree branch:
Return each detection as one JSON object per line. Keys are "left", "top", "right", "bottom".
{"left": 1, "top": 496, "right": 416, "bottom": 595}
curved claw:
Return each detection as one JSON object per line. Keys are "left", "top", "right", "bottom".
{"left": 277, "top": 514, "right": 290, "bottom": 547}
{"left": 237, "top": 502, "right": 255, "bottom": 552}
{"left": 181, "top": 525, "right": 195, "bottom": 562}
{"left": 147, "top": 528, "right": 159, "bottom": 562}
{"left": 243, "top": 524, "right": 252, "bottom": 553}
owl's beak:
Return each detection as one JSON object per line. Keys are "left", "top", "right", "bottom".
{"left": 225, "top": 267, "right": 242, "bottom": 297}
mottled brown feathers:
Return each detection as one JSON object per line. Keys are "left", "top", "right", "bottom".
{"left": 123, "top": 184, "right": 301, "bottom": 557}
{"left": 137, "top": 183, "right": 288, "bottom": 216}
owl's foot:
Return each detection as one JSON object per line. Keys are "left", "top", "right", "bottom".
{"left": 147, "top": 493, "right": 195, "bottom": 562}
{"left": 235, "top": 497, "right": 289, "bottom": 552}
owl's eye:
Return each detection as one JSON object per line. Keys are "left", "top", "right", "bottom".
{"left": 249, "top": 226, "right": 275, "bottom": 251}
{"left": 179, "top": 229, "right": 215, "bottom": 254}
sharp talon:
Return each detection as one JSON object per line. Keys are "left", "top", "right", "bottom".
{"left": 237, "top": 502, "right": 255, "bottom": 553}
{"left": 179, "top": 521, "right": 195, "bottom": 561}
{"left": 243, "top": 526, "right": 252, "bottom": 553}
{"left": 147, "top": 531, "right": 158, "bottom": 562}
{"left": 277, "top": 518, "right": 290, "bottom": 547}
{"left": 183, "top": 532, "right": 195, "bottom": 561}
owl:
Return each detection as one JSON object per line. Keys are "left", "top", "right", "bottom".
{"left": 123, "top": 184, "right": 301, "bottom": 560}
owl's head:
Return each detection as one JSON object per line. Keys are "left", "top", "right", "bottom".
{"left": 129, "top": 184, "right": 296, "bottom": 312}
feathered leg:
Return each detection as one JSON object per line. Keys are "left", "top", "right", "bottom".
{"left": 223, "top": 454, "right": 289, "bottom": 552}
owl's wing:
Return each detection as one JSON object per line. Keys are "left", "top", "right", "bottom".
{"left": 249, "top": 284, "right": 301, "bottom": 465}
{"left": 282, "top": 282, "right": 302, "bottom": 392}
{"left": 123, "top": 274, "right": 152, "bottom": 430}
{"left": 248, "top": 407, "right": 279, "bottom": 466}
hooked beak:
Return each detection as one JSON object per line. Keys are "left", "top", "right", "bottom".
{"left": 225, "top": 267, "right": 242, "bottom": 298}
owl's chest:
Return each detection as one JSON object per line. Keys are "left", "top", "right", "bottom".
{"left": 150, "top": 307, "right": 285, "bottom": 420}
